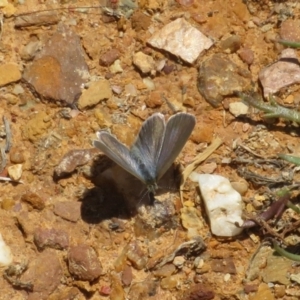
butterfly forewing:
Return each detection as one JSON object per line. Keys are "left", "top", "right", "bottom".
{"left": 130, "top": 113, "right": 165, "bottom": 180}
{"left": 156, "top": 113, "right": 196, "bottom": 180}
{"left": 93, "top": 131, "right": 147, "bottom": 184}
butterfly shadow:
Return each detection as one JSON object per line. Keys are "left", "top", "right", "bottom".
{"left": 80, "top": 155, "right": 182, "bottom": 224}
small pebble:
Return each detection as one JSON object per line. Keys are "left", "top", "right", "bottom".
{"left": 0, "top": 233, "right": 13, "bottom": 267}
{"left": 229, "top": 102, "right": 249, "bottom": 117}
{"left": 224, "top": 273, "right": 231, "bottom": 282}
{"left": 145, "top": 91, "right": 163, "bottom": 108}
{"left": 231, "top": 180, "right": 249, "bottom": 196}
{"left": 153, "top": 264, "right": 176, "bottom": 278}
{"left": 238, "top": 47, "right": 254, "bottom": 65}
{"left": 7, "top": 164, "right": 22, "bottom": 181}
{"left": 68, "top": 245, "right": 102, "bottom": 281}
{"left": 1, "top": 198, "right": 15, "bottom": 210}
{"left": 99, "top": 49, "right": 120, "bottom": 66}
{"left": 34, "top": 228, "right": 69, "bottom": 250}
{"left": 121, "top": 265, "right": 133, "bottom": 286}
{"left": 10, "top": 148, "right": 25, "bottom": 164}
{"left": 109, "top": 59, "right": 123, "bottom": 74}
{"left": 124, "top": 83, "right": 137, "bottom": 96}
{"left": 173, "top": 256, "right": 185, "bottom": 268}
{"left": 161, "top": 276, "right": 178, "bottom": 289}
{"left": 5, "top": 93, "right": 19, "bottom": 105}
{"left": 143, "top": 77, "right": 155, "bottom": 90}
{"left": 220, "top": 35, "right": 241, "bottom": 53}
{"left": 21, "top": 191, "right": 45, "bottom": 210}
{"left": 126, "top": 241, "right": 147, "bottom": 270}
{"left": 133, "top": 51, "right": 155, "bottom": 74}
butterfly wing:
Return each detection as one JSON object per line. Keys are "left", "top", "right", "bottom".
{"left": 93, "top": 131, "right": 147, "bottom": 184}
{"left": 156, "top": 113, "right": 196, "bottom": 180}
{"left": 130, "top": 113, "right": 165, "bottom": 182}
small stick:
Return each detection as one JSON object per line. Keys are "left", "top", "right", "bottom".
{"left": 281, "top": 218, "right": 300, "bottom": 237}
{"left": 237, "top": 142, "right": 267, "bottom": 159}
{"left": 0, "top": 176, "right": 24, "bottom": 183}
{"left": 240, "top": 194, "right": 290, "bottom": 229}
{"left": 0, "top": 147, "right": 6, "bottom": 173}
{"left": 3, "top": 116, "right": 12, "bottom": 152}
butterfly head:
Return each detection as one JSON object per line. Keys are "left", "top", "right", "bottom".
{"left": 146, "top": 181, "right": 158, "bottom": 195}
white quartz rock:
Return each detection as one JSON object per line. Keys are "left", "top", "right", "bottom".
{"left": 0, "top": 233, "right": 13, "bottom": 268}
{"left": 148, "top": 18, "right": 213, "bottom": 64}
{"left": 190, "top": 173, "right": 244, "bottom": 237}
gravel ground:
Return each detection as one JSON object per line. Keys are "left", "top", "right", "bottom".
{"left": 1, "top": 0, "right": 300, "bottom": 299}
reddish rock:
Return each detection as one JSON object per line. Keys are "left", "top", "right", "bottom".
{"left": 244, "top": 283, "right": 258, "bottom": 294}
{"left": 162, "top": 63, "right": 175, "bottom": 74}
{"left": 23, "top": 25, "right": 89, "bottom": 105}
{"left": 186, "top": 283, "right": 215, "bottom": 300}
{"left": 34, "top": 228, "right": 69, "bottom": 250}
{"left": 53, "top": 201, "right": 81, "bottom": 222}
{"left": 280, "top": 19, "right": 300, "bottom": 43}
{"left": 21, "top": 250, "right": 62, "bottom": 300}
{"left": 238, "top": 47, "right": 254, "bottom": 65}
{"left": 220, "top": 35, "right": 241, "bottom": 53}
{"left": 99, "top": 285, "right": 111, "bottom": 296}
{"left": 68, "top": 245, "right": 102, "bottom": 281}
{"left": 145, "top": 91, "right": 163, "bottom": 108}
{"left": 131, "top": 11, "right": 151, "bottom": 31}
{"left": 122, "top": 265, "right": 133, "bottom": 286}
{"left": 54, "top": 148, "right": 98, "bottom": 177}
{"left": 9, "top": 147, "right": 25, "bottom": 163}
{"left": 211, "top": 257, "right": 237, "bottom": 274}
{"left": 198, "top": 53, "right": 251, "bottom": 107}
{"left": 99, "top": 49, "right": 120, "bottom": 66}
{"left": 48, "top": 287, "right": 81, "bottom": 300}
{"left": 21, "top": 191, "right": 45, "bottom": 211}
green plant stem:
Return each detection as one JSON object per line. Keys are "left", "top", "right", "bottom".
{"left": 237, "top": 92, "right": 300, "bottom": 123}
{"left": 278, "top": 154, "right": 300, "bottom": 165}
{"left": 277, "top": 39, "right": 300, "bottom": 48}
{"left": 272, "top": 240, "right": 300, "bottom": 261}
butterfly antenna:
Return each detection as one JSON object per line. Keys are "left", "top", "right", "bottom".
{"left": 136, "top": 188, "right": 152, "bottom": 207}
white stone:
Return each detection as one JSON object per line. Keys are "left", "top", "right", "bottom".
{"left": 0, "top": 233, "right": 13, "bottom": 268}
{"left": 143, "top": 77, "right": 155, "bottom": 90}
{"left": 109, "top": 59, "right": 123, "bottom": 74}
{"left": 7, "top": 164, "right": 22, "bottom": 181}
{"left": 125, "top": 83, "right": 137, "bottom": 96}
{"left": 12, "top": 84, "right": 25, "bottom": 95}
{"left": 173, "top": 256, "right": 185, "bottom": 268}
{"left": 190, "top": 173, "right": 244, "bottom": 237}
{"left": 229, "top": 102, "right": 249, "bottom": 117}
{"left": 148, "top": 18, "right": 213, "bottom": 64}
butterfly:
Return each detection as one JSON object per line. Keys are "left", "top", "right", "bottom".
{"left": 93, "top": 112, "right": 196, "bottom": 195}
